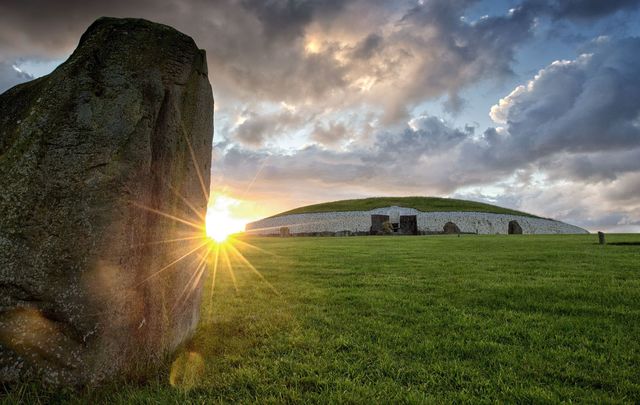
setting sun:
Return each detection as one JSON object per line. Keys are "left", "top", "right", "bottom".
{"left": 205, "top": 194, "right": 251, "bottom": 242}
{"left": 304, "top": 37, "right": 320, "bottom": 54}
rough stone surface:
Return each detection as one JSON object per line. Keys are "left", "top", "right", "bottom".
{"left": 279, "top": 227, "right": 290, "bottom": 237}
{"left": 508, "top": 220, "right": 523, "bottom": 234}
{"left": 0, "top": 18, "right": 213, "bottom": 386}
{"left": 246, "top": 206, "right": 589, "bottom": 236}
{"left": 443, "top": 222, "right": 461, "bottom": 234}
{"left": 598, "top": 231, "right": 606, "bottom": 245}
{"left": 370, "top": 214, "right": 389, "bottom": 235}
{"left": 400, "top": 215, "right": 418, "bottom": 235}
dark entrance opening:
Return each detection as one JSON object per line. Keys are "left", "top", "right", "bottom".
{"left": 370, "top": 214, "right": 390, "bottom": 235}
{"left": 443, "top": 221, "right": 461, "bottom": 234}
{"left": 508, "top": 220, "right": 523, "bottom": 234}
{"left": 392, "top": 223, "right": 399, "bottom": 233}
{"left": 400, "top": 215, "right": 418, "bottom": 235}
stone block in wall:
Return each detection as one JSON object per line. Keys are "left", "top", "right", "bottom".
{"left": 400, "top": 215, "right": 418, "bottom": 235}
{"left": 370, "top": 214, "right": 389, "bottom": 235}
{"left": 443, "top": 222, "right": 461, "bottom": 234}
{"left": 508, "top": 220, "right": 523, "bottom": 234}
{"left": 279, "top": 227, "right": 291, "bottom": 237}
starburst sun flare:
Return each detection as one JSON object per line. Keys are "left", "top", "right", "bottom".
{"left": 205, "top": 194, "right": 251, "bottom": 242}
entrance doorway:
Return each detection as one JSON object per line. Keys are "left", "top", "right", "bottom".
{"left": 399, "top": 215, "right": 418, "bottom": 235}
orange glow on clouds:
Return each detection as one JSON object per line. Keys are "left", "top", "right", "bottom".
{"left": 305, "top": 38, "right": 321, "bottom": 54}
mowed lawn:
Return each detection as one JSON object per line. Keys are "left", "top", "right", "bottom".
{"left": 4, "top": 234, "right": 640, "bottom": 403}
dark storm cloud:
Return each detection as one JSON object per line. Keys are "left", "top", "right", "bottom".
{"left": 542, "top": 149, "right": 640, "bottom": 183}
{"left": 2, "top": 0, "right": 637, "bottom": 106}
{"left": 0, "top": 0, "right": 347, "bottom": 101}
{"left": 370, "top": 0, "right": 539, "bottom": 121}
{"left": 461, "top": 37, "right": 640, "bottom": 229}
{"left": 4, "top": 0, "right": 635, "bottom": 120}
{"left": 351, "top": 33, "right": 383, "bottom": 60}
{"left": 214, "top": 114, "right": 477, "bottom": 198}
{"left": 369, "top": 116, "right": 471, "bottom": 162}
{"left": 0, "top": 0, "right": 162, "bottom": 56}
{"left": 232, "top": 109, "right": 308, "bottom": 147}
{"left": 608, "top": 174, "right": 640, "bottom": 202}
{"left": 0, "top": 0, "right": 537, "bottom": 117}
{"left": 483, "top": 37, "right": 640, "bottom": 177}
{"left": 241, "top": 0, "right": 348, "bottom": 40}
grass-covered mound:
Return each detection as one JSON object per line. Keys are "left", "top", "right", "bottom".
{"left": 270, "top": 196, "right": 539, "bottom": 218}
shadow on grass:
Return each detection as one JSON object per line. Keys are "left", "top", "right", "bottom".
{"left": 606, "top": 242, "right": 640, "bottom": 246}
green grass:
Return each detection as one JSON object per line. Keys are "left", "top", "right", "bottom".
{"left": 269, "top": 196, "right": 539, "bottom": 218}
{"left": 3, "top": 234, "right": 640, "bottom": 403}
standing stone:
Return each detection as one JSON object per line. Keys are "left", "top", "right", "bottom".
{"left": 598, "top": 232, "right": 606, "bottom": 245}
{"left": 0, "top": 18, "right": 213, "bottom": 385}
{"left": 279, "top": 227, "right": 291, "bottom": 237}
{"left": 382, "top": 221, "right": 394, "bottom": 235}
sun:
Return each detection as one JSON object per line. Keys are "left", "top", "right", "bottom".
{"left": 205, "top": 194, "right": 250, "bottom": 243}
{"left": 205, "top": 220, "right": 231, "bottom": 243}
{"left": 304, "top": 37, "right": 321, "bottom": 54}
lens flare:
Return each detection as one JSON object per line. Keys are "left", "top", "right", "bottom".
{"left": 169, "top": 350, "right": 205, "bottom": 390}
{"left": 205, "top": 195, "right": 249, "bottom": 242}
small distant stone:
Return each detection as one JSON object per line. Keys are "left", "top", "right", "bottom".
{"left": 280, "top": 227, "right": 291, "bottom": 237}
{"left": 598, "top": 231, "right": 606, "bottom": 245}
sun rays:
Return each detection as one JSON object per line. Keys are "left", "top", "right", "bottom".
{"left": 126, "top": 124, "right": 277, "bottom": 324}
{"left": 131, "top": 190, "right": 278, "bottom": 318}
{"left": 204, "top": 195, "right": 248, "bottom": 242}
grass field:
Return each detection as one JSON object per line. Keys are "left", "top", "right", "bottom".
{"left": 3, "top": 234, "right": 640, "bottom": 403}
{"left": 269, "top": 196, "right": 539, "bottom": 218}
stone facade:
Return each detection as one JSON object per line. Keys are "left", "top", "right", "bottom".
{"left": 246, "top": 206, "right": 588, "bottom": 235}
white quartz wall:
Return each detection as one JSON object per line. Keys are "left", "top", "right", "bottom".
{"left": 245, "top": 206, "right": 588, "bottom": 235}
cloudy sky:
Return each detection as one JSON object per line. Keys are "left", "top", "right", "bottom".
{"left": 2, "top": 0, "right": 640, "bottom": 232}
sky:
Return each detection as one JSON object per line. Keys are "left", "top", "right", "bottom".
{"left": 1, "top": 0, "right": 640, "bottom": 232}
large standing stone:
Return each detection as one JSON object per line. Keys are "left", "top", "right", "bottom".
{"left": 0, "top": 17, "right": 213, "bottom": 385}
